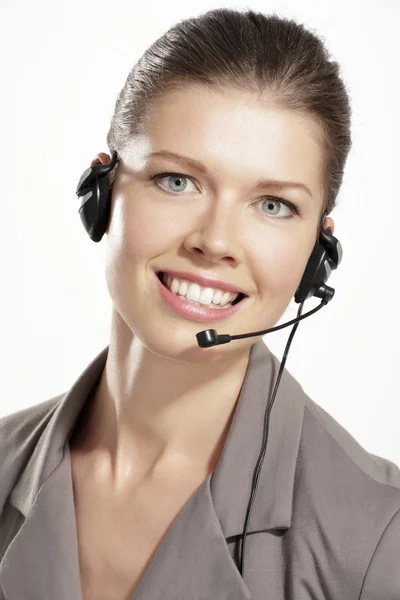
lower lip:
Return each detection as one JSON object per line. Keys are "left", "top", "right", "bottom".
{"left": 154, "top": 272, "right": 248, "bottom": 323}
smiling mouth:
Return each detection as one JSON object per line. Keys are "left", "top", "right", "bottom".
{"left": 156, "top": 272, "right": 246, "bottom": 306}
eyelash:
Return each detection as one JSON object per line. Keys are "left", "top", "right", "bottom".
{"left": 149, "top": 171, "right": 301, "bottom": 219}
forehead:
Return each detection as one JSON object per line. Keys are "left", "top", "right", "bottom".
{"left": 129, "top": 85, "right": 325, "bottom": 199}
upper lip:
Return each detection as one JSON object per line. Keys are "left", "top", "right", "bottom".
{"left": 158, "top": 269, "right": 248, "bottom": 296}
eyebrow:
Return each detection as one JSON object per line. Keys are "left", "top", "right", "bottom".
{"left": 147, "top": 150, "right": 313, "bottom": 197}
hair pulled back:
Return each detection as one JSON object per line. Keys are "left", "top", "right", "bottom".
{"left": 106, "top": 8, "right": 352, "bottom": 237}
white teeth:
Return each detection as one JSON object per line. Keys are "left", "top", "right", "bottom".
{"left": 186, "top": 283, "right": 203, "bottom": 302}
{"left": 170, "top": 279, "right": 180, "bottom": 294}
{"left": 163, "top": 274, "right": 240, "bottom": 307}
{"left": 178, "top": 281, "right": 188, "bottom": 296}
{"left": 213, "top": 290, "right": 222, "bottom": 304}
{"left": 178, "top": 295, "right": 233, "bottom": 309}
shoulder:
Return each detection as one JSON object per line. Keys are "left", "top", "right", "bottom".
{"left": 0, "top": 395, "right": 63, "bottom": 454}
{"left": 303, "top": 396, "right": 400, "bottom": 490}
{"left": 0, "top": 395, "right": 64, "bottom": 512}
{"left": 300, "top": 396, "right": 400, "bottom": 599}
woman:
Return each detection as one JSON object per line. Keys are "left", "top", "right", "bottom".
{"left": 0, "top": 8, "right": 399, "bottom": 600}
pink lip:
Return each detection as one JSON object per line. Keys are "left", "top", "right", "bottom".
{"left": 154, "top": 272, "right": 248, "bottom": 323}
{"left": 159, "top": 269, "right": 248, "bottom": 295}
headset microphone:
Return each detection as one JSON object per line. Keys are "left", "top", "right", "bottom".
{"left": 196, "top": 285, "right": 333, "bottom": 347}
{"left": 76, "top": 150, "right": 343, "bottom": 580}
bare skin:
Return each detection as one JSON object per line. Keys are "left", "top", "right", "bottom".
{"left": 71, "top": 439, "right": 211, "bottom": 599}
{"left": 69, "top": 84, "right": 334, "bottom": 599}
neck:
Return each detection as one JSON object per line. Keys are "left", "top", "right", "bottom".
{"left": 70, "top": 309, "right": 251, "bottom": 490}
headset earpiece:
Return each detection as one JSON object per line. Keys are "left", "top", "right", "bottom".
{"left": 294, "top": 216, "right": 343, "bottom": 303}
{"left": 75, "top": 150, "right": 119, "bottom": 242}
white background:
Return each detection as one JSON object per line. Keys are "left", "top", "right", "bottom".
{"left": 0, "top": 0, "right": 399, "bottom": 466}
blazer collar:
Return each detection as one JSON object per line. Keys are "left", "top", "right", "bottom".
{"left": 10, "top": 338, "right": 306, "bottom": 537}
{"left": 210, "top": 338, "right": 305, "bottom": 537}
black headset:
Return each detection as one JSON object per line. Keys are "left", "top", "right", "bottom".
{"left": 76, "top": 150, "right": 343, "bottom": 579}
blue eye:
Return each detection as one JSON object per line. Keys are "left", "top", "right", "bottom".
{"left": 151, "top": 172, "right": 197, "bottom": 194}
{"left": 257, "top": 196, "right": 300, "bottom": 219}
{"left": 149, "top": 171, "right": 300, "bottom": 219}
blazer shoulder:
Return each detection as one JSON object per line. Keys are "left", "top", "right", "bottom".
{"left": 0, "top": 394, "right": 64, "bottom": 513}
{"left": 304, "top": 396, "right": 400, "bottom": 491}
{"left": 0, "top": 394, "right": 63, "bottom": 449}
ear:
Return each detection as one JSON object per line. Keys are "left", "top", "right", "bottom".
{"left": 90, "top": 153, "right": 110, "bottom": 167}
{"left": 324, "top": 216, "right": 334, "bottom": 234}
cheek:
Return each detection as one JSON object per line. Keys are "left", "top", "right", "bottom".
{"left": 108, "top": 191, "right": 182, "bottom": 263}
{"left": 252, "top": 237, "right": 312, "bottom": 297}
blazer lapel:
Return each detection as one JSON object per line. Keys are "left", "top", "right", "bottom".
{"left": 130, "top": 474, "right": 251, "bottom": 600}
{"left": 211, "top": 337, "right": 306, "bottom": 538}
{"left": 0, "top": 448, "right": 251, "bottom": 600}
{"left": 0, "top": 446, "right": 83, "bottom": 600}
{"left": 0, "top": 346, "right": 108, "bottom": 599}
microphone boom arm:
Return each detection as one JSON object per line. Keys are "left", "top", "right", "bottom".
{"left": 196, "top": 284, "right": 334, "bottom": 348}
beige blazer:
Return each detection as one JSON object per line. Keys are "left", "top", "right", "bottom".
{"left": 1, "top": 339, "right": 399, "bottom": 599}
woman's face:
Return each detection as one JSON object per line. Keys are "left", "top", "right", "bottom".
{"left": 98, "top": 85, "right": 332, "bottom": 362}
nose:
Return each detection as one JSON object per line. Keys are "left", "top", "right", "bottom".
{"left": 183, "top": 196, "right": 242, "bottom": 265}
